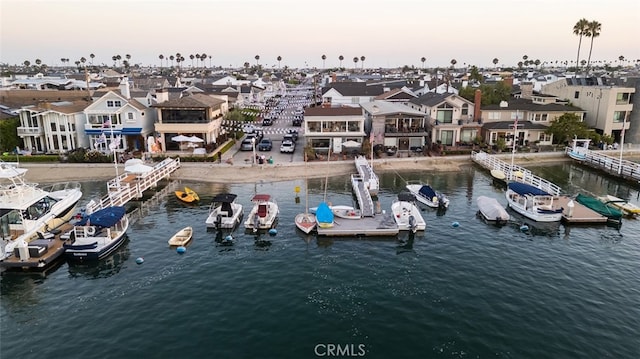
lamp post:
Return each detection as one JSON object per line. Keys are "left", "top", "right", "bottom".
{"left": 251, "top": 137, "right": 256, "bottom": 165}
{"left": 618, "top": 117, "right": 626, "bottom": 174}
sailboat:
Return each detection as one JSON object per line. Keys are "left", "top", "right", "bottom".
{"left": 294, "top": 153, "right": 317, "bottom": 234}
{"left": 316, "top": 145, "right": 334, "bottom": 228}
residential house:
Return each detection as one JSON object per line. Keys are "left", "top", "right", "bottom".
{"left": 16, "top": 100, "right": 90, "bottom": 153}
{"left": 361, "top": 100, "right": 428, "bottom": 153}
{"left": 320, "top": 82, "right": 385, "bottom": 108}
{"left": 303, "top": 107, "right": 365, "bottom": 154}
{"left": 406, "top": 92, "right": 476, "bottom": 146}
{"left": 151, "top": 93, "right": 228, "bottom": 151}
{"left": 541, "top": 77, "right": 635, "bottom": 142}
{"left": 479, "top": 97, "right": 586, "bottom": 148}
{"left": 84, "top": 77, "right": 155, "bottom": 153}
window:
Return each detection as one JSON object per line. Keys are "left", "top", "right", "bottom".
{"left": 488, "top": 112, "right": 501, "bottom": 120}
{"left": 439, "top": 130, "right": 454, "bottom": 145}
{"left": 616, "top": 92, "right": 630, "bottom": 105}
{"left": 106, "top": 100, "right": 122, "bottom": 107}
{"left": 127, "top": 112, "right": 135, "bottom": 121}
{"left": 538, "top": 133, "right": 552, "bottom": 142}
{"left": 532, "top": 113, "right": 548, "bottom": 122}
{"left": 574, "top": 91, "right": 580, "bottom": 99}
{"left": 613, "top": 111, "right": 627, "bottom": 123}
{"left": 461, "top": 104, "right": 468, "bottom": 115}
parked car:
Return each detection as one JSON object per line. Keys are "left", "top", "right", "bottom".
{"left": 285, "top": 130, "right": 299, "bottom": 142}
{"left": 280, "top": 140, "right": 295, "bottom": 153}
{"left": 292, "top": 115, "right": 303, "bottom": 127}
{"left": 240, "top": 138, "right": 255, "bottom": 151}
{"left": 262, "top": 117, "right": 273, "bottom": 126}
{"left": 257, "top": 138, "right": 273, "bottom": 151}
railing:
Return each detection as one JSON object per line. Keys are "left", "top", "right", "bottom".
{"left": 17, "top": 127, "right": 43, "bottom": 136}
{"left": 350, "top": 174, "right": 374, "bottom": 217}
{"left": 565, "top": 146, "right": 640, "bottom": 182}
{"left": 355, "top": 155, "right": 379, "bottom": 196}
{"left": 471, "top": 150, "right": 562, "bottom": 195}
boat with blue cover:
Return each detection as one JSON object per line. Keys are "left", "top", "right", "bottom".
{"left": 506, "top": 182, "right": 563, "bottom": 222}
{"left": 64, "top": 206, "right": 129, "bottom": 261}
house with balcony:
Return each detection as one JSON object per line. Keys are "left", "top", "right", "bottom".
{"left": 84, "top": 77, "right": 154, "bottom": 153}
{"left": 361, "top": 100, "right": 429, "bottom": 153}
{"left": 541, "top": 77, "right": 635, "bottom": 142}
{"left": 479, "top": 97, "right": 586, "bottom": 148}
{"left": 303, "top": 107, "right": 365, "bottom": 154}
{"left": 320, "top": 82, "right": 384, "bottom": 108}
{"left": 16, "top": 100, "right": 90, "bottom": 154}
{"left": 406, "top": 92, "right": 476, "bottom": 146}
{"left": 151, "top": 93, "right": 228, "bottom": 151}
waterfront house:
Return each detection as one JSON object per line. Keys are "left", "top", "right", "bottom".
{"left": 361, "top": 100, "right": 429, "bottom": 154}
{"left": 303, "top": 107, "right": 365, "bottom": 154}
{"left": 320, "top": 82, "right": 385, "bottom": 108}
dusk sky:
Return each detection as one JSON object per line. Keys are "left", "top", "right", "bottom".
{"left": 1, "top": 0, "right": 639, "bottom": 69}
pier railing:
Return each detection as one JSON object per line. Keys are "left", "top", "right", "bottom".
{"left": 350, "top": 174, "right": 375, "bottom": 217}
{"left": 86, "top": 157, "right": 181, "bottom": 214}
{"left": 565, "top": 146, "right": 640, "bottom": 183}
{"left": 471, "top": 151, "right": 562, "bottom": 196}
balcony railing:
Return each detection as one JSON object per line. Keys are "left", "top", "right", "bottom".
{"left": 17, "top": 127, "right": 43, "bottom": 136}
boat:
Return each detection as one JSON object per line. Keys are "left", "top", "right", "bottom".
{"left": 391, "top": 192, "right": 426, "bottom": 232}
{"left": 405, "top": 181, "right": 449, "bottom": 209}
{"left": 205, "top": 193, "right": 243, "bottom": 229}
{"left": 175, "top": 186, "right": 199, "bottom": 203}
{"left": 597, "top": 194, "right": 640, "bottom": 216}
{"left": 295, "top": 212, "right": 316, "bottom": 234}
{"left": 568, "top": 151, "right": 587, "bottom": 161}
{"left": 63, "top": 206, "right": 129, "bottom": 261}
{"left": 244, "top": 194, "right": 279, "bottom": 232}
{"left": 168, "top": 226, "right": 193, "bottom": 246}
{"left": 476, "top": 195, "right": 510, "bottom": 224}
{"left": 316, "top": 201, "right": 335, "bottom": 228}
{"left": 576, "top": 193, "right": 623, "bottom": 223}
{"left": 505, "top": 182, "right": 563, "bottom": 222}
{"left": 0, "top": 161, "right": 83, "bottom": 270}
{"left": 490, "top": 169, "right": 506, "bottom": 181}
{"left": 331, "top": 205, "right": 362, "bottom": 220}
{"left": 567, "top": 138, "right": 590, "bottom": 161}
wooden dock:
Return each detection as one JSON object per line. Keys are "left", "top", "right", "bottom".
{"left": 556, "top": 195, "right": 608, "bottom": 224}
{"left": 85, "top": 158, "right": 180, "bottom": 214}
{"left": 565, "top": 146, "right": 640, "bottom": 184}
{"left": 316, "top": 213, "right": 399, "bottom": 237}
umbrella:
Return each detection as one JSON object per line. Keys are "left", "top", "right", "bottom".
{"left": 342, "top": 140, "right": 361, "bottom": 147}
{"left": 187, "top": 135, "right": 204, "bottom": 143}
{"left": 171, "top": 135, "right": 190, "bottom": 142}
{"left": 125, "top": 163, "right": 153, "bottom": 174}
{"left": 124, "top": 158, "right": 143, "bottom": 167}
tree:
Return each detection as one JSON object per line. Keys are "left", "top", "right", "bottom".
{"left": 169, "top": 55, "right": 175, "bottom": 68}
{"left": 200, "top": 53, "right": 207, "bottom": 68}
{"left": 90, "top": 53, "right": 95, "bottom": 65}
{"left": 492, "top": 58, "right": 499, "bottom": 68}
{"left": 338, "top": 55, "right": 344, "bottom": 68}
{"left": 116, "top": 55, "right": 122, "bottom": 67}
{"left": 421, "top": 57, "right": 426, "bottom": 69}
{"left": 112, "top": 55, "right": 117, "bottom": 67}
{"left": 450, "top": 59, "right": 457, "bottom": 69}
{"left": 585, "top": 20, "right": 601, "bottom": 74}
{"left": 353, "top": 57, "right": 358, "bottom": 69}
{"left": 159, "top": 54, "right": 164, "bottom": 69}
{"left": 255, "top": 54, "right": 260, "bottom": 66}
{"left": 23, "top": 60, "right": 30, "bottom": 68}
{"left": 0, "top": 117, "right": 21, "bottom": 152}
{"left": 618, "top": 55, "right": 625, "bottom": 67}
{"left": 469, "top": 66, "right": 482, "bottom": 83}
{"left": 545, "top": 113, "right": 590, "bottom": 144}
{"left": 190, "top": 54, "right": 195, "bottom": 67}
{"left": 360, "top": 56, "right": 365, "bottom": 70}
{"left": 277, "top": 55, "right": 282, "bottom": 69}
{"left": 573, "top": 18, "right": 590, "bottom": 73}
{"left": 321, "top": 54, "right": 326, "bottom": 69}
{"left": 80, "top": 57, "right": 86, "bottom": 66}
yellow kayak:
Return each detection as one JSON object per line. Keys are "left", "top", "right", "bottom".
{"left": 175, "top": 186, "right": 199, "bottom": 203}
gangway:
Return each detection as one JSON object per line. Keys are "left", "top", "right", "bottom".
{"left": 350, "top": 174, "right": 374, "bottom": 217}
{"left": 471, "top": 151, "right": 561, "bottom": 196}
{"left": 85, "top": 158, "right": 181, "bottom": 214}
{"left": 354, "top": 155, "right": 379, "bottom": 196}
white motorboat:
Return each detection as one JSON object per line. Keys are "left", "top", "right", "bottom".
{"left": 476, "top": 195, "right": 510, "bottom": 224}
{"left": 331, "top": 205, "right": 362, "bottom": 220}
{"left": 206, "top": 193, "right": 243, "bottom": 229}
{"left": 405, "top": 181, "right": 449, "bottom": 209}
{"left": 505, "top": 182, "right": 563, "bottom": 222}
{"left": 0, "top": 161, "right": 83, "bottom": 269}
{"left": 64, "top": 206, "right": 129, "bottom": 261}
{"left": 244, "top": 194, "right": 279, "bottom": 232}
{"left": 391, "top": 192, "right": 426, "bottom": 232}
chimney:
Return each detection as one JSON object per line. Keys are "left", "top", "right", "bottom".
{"left": 155, "top": 88, "right": 169, "bottom": 103}
{"left": 119, "top": 76, "right": 130, "bottom": 99}
{"left": 503, "top": 76, "right": 514, "bottom": 88}
{"left": 331, "top": 73, "right": 337, "bottom": 83}
{"left": 520, "top": 82, "right": 534, "bottom": 100}
{"left": 473, "top": 89, "right": 482, "bottom": 123}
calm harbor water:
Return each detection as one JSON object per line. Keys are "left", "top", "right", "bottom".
{"left": 1, "top": 162, "right": 640, "bottom": 359}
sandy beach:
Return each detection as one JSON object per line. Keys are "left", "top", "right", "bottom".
{"left": 19, "top": 152, "right": 578, "bottom": 184}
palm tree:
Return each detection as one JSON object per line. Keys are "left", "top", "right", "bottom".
{"left": 116, "top": 55, "right": 122, "bottom": 67}
{"left": 534, "top": 59, "right": 541, "bottom": 69}
{"left": 112, "top": 56, "right": 117, "bottom": 67}
{"left": 190, "top": 54, "right": 195, "bottom": 67}
{"left": 244, "top": 62, "right": 250, "bottom": 71}
{"left": 90, "top": 53, "right": 95, "bottom": 65}
{"left": 492, "top": 58, "right": 499, "bottom": 68}
{"left": 338, "top": 55, "right": 344, "bottom": 68}
{"left": 618, "top": 55, "right": 625, "bottom": 67}
{"left": 208, "top": 55, "right": 212, "bottom": 68}
{"left": 585, "top": 20, "right": 601, "bottom": 74}
{"left": 321, "top": 54, "right": 326, "bottom": 69}
{"left": 80, "top": 57, "right": 86, "bottom": 69}
{"left": 573, "top": 18, "right": 590, "bottom": 73}
{"left": 23, "top": 60, "right": 30, "bottom": 68}
{"left": 353, "top": 56, "right": 358, "bottom": 70}
{"left": 360, "top": 56, "right": 366, "bottom": 70}
{"left": 255, "top": 54, "right": 260, "bottom": 66}
{"left": 200, "top": 53, "right": 207, "bottom": 68}
{"left": 450, "top": 58, "right": 457, "bottom": 69}
{"left": 277, "top": 55, "right": 282, "bottom": 69}
{"left": 126, "top": 54, "right": 131, "bottom": 62}
{"left": 169, "top": 55, "right": 175, "bottom": 68}
{"left": 159, "top": 54, "right": 164, "bottom": 69}
{"left": 421, "top": 57, "right": 426, "bottom": 69}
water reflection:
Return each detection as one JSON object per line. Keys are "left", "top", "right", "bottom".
{"left": 67, "top": 238, "right": 131, "bottom": 279}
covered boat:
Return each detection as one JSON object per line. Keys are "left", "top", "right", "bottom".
{"left": 576, "top": 193, "right": 623, "bottom": 223}
{"left": 597, "top": 194, "right": 640, "bottom": 216}
{"left": 505, "top": 182, "right": 563, "bottom": 222}
{"left": 64, "top": 206, "right": 129, "bottom": 261}
{"left": 205, "top": 193, "right": 243, "bottom": 229}
{"left": 476, "top": 196, "right": 510, "bottom": 224}
{"left": 406, "top": 181, "right": 449, "bottom": 209}
{"left": 316, "top": 202, "right": 334, "bottom": 228}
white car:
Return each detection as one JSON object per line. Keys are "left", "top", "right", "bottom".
{"left": 280, "top": 140, "right": 295, "bottom": 153}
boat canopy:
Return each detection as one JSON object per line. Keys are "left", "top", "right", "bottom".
{"left": 77, "top": 206, "right": 126, "bottom": 228}
{"left": 508, "top": 182, "right": 550, "bottom": 196}
{"left": 418, "top": 185, "right": 436, "bottom": 199}
{"left": 316, "top": 202, "right": 334, "bottom": 225}
{"left": 397, "top": 191, "right": 416, "bottom": 202}
{"left": 212, "top": 193, "right": 237, "bottom": 203}
{"left": 251, "top": 194, "right": 271, "bottom": 202}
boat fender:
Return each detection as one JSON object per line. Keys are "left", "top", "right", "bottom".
{"left": 451, "top": 221, "right": 460, "bottom": 228}
{"left": 520, "top": 225, "right": 529, "bottom": 232}
{"left": 86, "top": 226, "right": 95, "bottom": 236}
{"left": 268, "top": 228, "right": 278, "bottom": 236}
{"left": 135, "top": 257, "right": 144, "bottom": 264}
{"left": 433, "top": 196, "right": 438, "bottom": 204}
{"left": 176, "top": 246, "right": 186, "bottom": 254}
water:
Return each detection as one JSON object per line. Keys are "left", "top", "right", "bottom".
{"left": 2, "top": 163, "right": 640, "bottom": 359}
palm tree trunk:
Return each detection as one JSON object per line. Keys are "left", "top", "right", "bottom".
{"left": 575, "top": 35, "right": 583, "bottom": 74}
{"left": 586, "top": 38, "right": 595, "bottom": 75}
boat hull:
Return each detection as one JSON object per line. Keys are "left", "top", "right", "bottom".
{"left": 295, "top": 213, "right": 316, "bottom": 234}
{"left": 168, "top": 226, "right": 193, "bottom": 246}
{"left": 391, "top": 201, "right": 426, "bottom": 231}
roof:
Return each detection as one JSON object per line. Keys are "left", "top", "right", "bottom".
{"left": 321, "top": 82, "right": 384, "bottom": 97}
{"left": 508, "top": 182, "right": 550, "bottom": 196}
{"left": 151, "top": 93, "right": 225, "bottom": 108}
{"left": 408, "top": 92, "right": 453, "bottom": 107}
{"left": 481, "top": 98, "right": 584, "bottom": 112}
{"left": 212, "top": 193, "right": 238, "bottom": 203}
{"left": 360, "top": 100, "right": 425, "bottom": 116}
{"left": 304, "top": 107, "right": 362, "bottom": 117}
{"left": 482, "top": 121, "right": 549, "bottom": 130}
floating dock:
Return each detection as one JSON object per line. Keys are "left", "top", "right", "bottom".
{"left": 316, "top": 212, "right": 398, "bottom": 237}
{"left": 556, "top": 196, "right": 608, "bottom": 224}
{"left": 471, "top": 151, "right": 562, "bottom": 195}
